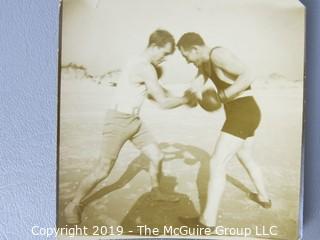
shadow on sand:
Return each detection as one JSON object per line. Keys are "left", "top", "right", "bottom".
{"left": 80, "top": 142, "right": 213, "bottom": 213}
{"left": 59, "top": 142, "right": 256, "bottom": 234}
{"left": 120, "top": 175, "right": 198, "bottom": 235}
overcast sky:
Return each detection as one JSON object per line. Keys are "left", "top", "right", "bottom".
{"left": 61, "top": 0, "right": 305, "bottom": 82}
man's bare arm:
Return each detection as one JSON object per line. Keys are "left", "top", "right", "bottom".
{"left": 189, "top": 71, "right": 207, "bottom": 100}
{"left": 211, "top": 48, "right": 253, "bottom": 99}
{"left": 143, "top": 66, "right": 188, "bottom": 109}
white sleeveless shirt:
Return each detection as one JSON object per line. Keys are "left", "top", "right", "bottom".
{"left": 111, "top": 56, "right": 153, "bottom": 112}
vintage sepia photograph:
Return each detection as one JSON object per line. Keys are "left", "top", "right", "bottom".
{"left": 58, "top": 0, "right": 305, "bottom": 239}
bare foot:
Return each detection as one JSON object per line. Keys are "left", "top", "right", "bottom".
{"left": 64, "top": 202, "right": 83, "bottom": 224}
{"left": 248, "top": 192, "right": 272, "bottom": 209}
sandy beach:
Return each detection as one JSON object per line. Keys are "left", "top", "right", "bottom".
{"left": 58, "top": 76, "right": 303, "bottom": 240}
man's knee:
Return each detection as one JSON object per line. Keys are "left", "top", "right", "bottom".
{"left": 142, "top": 144, "right": 164, "bottom": 164}
{"left": 210, "top": 154, "right": 226, "bottom": 173}
{"left": 150, "top": 152, "right": 164, "bottom": 166}
{"left": 237, "top": 147, "right": 252, "bottom": 161}
{"left": 237, "top": 148, "right": 246, "bottom": 159}
{"left": 211, "top": 149, "right": 234, "bottom": 167}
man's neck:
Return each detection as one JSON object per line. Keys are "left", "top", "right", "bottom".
{"left": 201, "top": 46, "right": 212, "bottom": 62}
{"left": 142, "top": 48, "right": 154, "bottom": 64}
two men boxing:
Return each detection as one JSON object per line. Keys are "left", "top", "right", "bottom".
{"left": 64, "top": 30, "right": 270, "bottom": 228}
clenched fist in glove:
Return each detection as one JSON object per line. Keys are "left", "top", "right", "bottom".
{"left": 183, "top": 90, "right": 198, "bottom": 107}
{"left": 198, "top": 89, "right": 222, "bottom": 112}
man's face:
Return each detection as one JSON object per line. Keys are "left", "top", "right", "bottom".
{"left": 179, "top": 47, "right": 202, "bottom": 66}
{"left": 152, "top": 42, "right": 173, "bottom": 66}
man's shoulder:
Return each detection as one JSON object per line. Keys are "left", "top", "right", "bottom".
{"left": 210, "top": 47, "right": 235, "bottom": 67}
{"left": 124, "top": 56, "right": 156, "bottom": 81}
{"left": 126, "top": 56, "right": 150, "bottom": 67}
{"left": 126, "top": 56, "right": 154, "bottom": 72}
{"left": 210, "top": 47, "right": 228, "bottom": 61}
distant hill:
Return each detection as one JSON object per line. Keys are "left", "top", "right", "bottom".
{"left": 61, "top": 63, "right": 121, "bottom": 86}
{"left": 61, "top": 64, "right": 303, "bottom": 89}
{"left": 253, "top": 73, "right": 303, "bottom": 89}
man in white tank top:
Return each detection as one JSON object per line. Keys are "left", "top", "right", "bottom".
{"left": 64, "top": 29, "right": 189, "bottom": 224}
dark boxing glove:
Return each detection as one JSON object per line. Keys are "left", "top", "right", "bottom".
{"left": 218, "top": 89, "right": 228, "bottom": 103}
{"left": 199, "top": 89, "right": 222, "bottom": 112}
{"left": 183, "top": 90, "right": 198, "bottom": 107}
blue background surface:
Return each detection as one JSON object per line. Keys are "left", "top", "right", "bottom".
{"left": 0, "top": 0, "right": 318, "bottom": 239}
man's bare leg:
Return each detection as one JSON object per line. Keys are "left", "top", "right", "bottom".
{"left": 141, "top": 143, "right": 180, "bottom": 201}
{"left": 140, "top": 143, "right": 164, "bottom": 188}
{"left": 200, "top": 132, "right": 243, "bottom": 226}
{"left": 237, "top": 137, "right": 270, "bottom": 203}
{"left": 64, "top": 156, "right": 116, "bottom": 224}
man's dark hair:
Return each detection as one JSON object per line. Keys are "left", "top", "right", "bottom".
{"left": 148, "top": 29, "right": 175, "bottom": 53}
{"left": 177, "top": 32, "right": 205, "bottom": 51}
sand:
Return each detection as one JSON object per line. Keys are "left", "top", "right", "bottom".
{"left": 58, "top": 77, "right": 303, "bottom": 240}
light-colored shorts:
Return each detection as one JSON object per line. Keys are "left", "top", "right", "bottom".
{"left": 100, "top": 109, "right": 156, "bottom": 159}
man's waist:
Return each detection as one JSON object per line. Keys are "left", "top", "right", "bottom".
{"left": 233, "top": 89, "right": 253, "bottom": 100}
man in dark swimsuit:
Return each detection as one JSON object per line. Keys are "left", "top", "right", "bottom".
{"left": 177, "top": 32, "right": 271, "bottom": 228}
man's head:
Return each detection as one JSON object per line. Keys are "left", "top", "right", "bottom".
{"left": 147, "top": 29, "right": 175, "bottom": 66}
{"left": 177, "top": 32, "right": 206, "bottom": 66}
